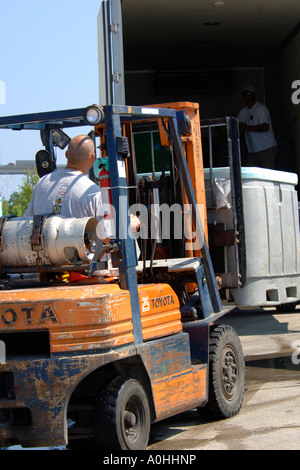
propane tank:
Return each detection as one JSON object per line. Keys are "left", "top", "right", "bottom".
{"left": 0, "top": 216, "right": 102, "bottom": 268}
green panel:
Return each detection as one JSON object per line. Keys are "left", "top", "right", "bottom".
{"left": 134, "top": 132, "right": 152, "bottom": 174}
{"left": 134, "top": 132, "right": 170, "bottom": 174}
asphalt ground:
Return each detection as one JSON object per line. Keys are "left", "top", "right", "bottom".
{"left": 219, "top": 306, "right": 300, "bottom": 361}
{"left": 147, "top": 306, "right": 300, "bottom": 451}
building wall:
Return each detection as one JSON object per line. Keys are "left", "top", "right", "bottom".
{"left": 266, "top": 31, "right": 300, "bottom": 172}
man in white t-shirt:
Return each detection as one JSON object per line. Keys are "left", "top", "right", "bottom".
{"left": 237, "top": 85, "right": 278, "bottom": 169}
{"left": 25, "top": 135, "right": 140, "bottom": 240}
{"left": 25, "top": 135, "right": 113, "bottom": 241}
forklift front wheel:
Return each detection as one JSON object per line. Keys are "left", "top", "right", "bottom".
{"left": 198, "top": 324, "right": 245, "bottom": 420}
{"left": 94, "top": 376, "right": 151, "bottom": 450}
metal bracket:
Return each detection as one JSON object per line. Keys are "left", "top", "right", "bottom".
{"left": 111, "top": 22, "right": 119, "bottom": 34}
{"left": 116, "top": 136, "right": 130, "bottom": 158}
{"left": 30, "top": 215, "right": 45, "bottom": 251}
{"left": 112, "top": 72, "right": 122, "bottom": 84}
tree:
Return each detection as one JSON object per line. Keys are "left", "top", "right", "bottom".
{"left": 1, "top": 197, "right": 9, "bottom": 216}
{"left": 5, "top": 169, "right": 39, "bottom": 216}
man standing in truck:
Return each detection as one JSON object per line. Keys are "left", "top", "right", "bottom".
{"left": 237, "top": 85, "right": 278, "bottom": 169}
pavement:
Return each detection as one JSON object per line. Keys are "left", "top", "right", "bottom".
{"left": 219, "top": 306, "right": 300, "bottom": 360}
{"left": 147, "top": 306, "right": 300, "bottom": 451}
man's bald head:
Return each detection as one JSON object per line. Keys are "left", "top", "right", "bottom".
{"left": 65, "top": 135, "right": 95, "bottom": 174}
{"left": 66, "top": 135, "right": 95, "bottom": 164}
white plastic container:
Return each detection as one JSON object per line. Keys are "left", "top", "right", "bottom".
{"left": 204, "top": 167, "right": 300, "bottom": 308}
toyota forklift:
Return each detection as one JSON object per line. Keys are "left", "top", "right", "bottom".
{"left": 0, "top": 102, "right": 244, "bottom": 450}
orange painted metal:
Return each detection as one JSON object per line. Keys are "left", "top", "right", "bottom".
{"left": 0, "top": 283, "right": 182, "bottom": 354}
{"left": 139, "top": 332, "right": 207, "bottom": 420}
{"left": 139, "top": 283, "right": 182, "bottom": 341}
{"left": 151, "top": 366, "right": 207, "bottom": 420}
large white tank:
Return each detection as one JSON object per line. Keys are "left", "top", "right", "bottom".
{"left": 205, "top": 167, "right": 300, "bottom": 308}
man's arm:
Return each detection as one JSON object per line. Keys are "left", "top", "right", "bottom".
{"left": 239, "top": 122, "right": 269, "bottom": 132}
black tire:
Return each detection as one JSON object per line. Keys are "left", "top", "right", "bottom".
{"left": 94, "top": 377, "right": 151, "bottom": 450}
{"left": 198, "top": 324, "right": 245, "bottom": 420}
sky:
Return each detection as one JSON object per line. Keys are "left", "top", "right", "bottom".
{"left": 0, "top": 0, "right": 103, "bottom": 199}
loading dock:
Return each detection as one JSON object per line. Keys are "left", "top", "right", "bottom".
{"left": 120, "top": 0, "right": 300, "bottom": 177}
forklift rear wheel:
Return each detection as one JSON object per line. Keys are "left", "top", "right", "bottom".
{"left": 198, "top": 324, "right": 245, "bottom": 419}
{"left": 94, "top": 377, "right": 151, "bottom": 450}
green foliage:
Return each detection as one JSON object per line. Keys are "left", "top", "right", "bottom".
{"left": 1, "top": 198, "right": 9, "bottom": 215}
{"left": 3, "top": 169, "right": 39, "bottom": 216}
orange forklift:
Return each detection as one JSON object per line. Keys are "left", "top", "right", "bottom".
{"left": 0, "top": 102, "right": 244, "bottom": 450}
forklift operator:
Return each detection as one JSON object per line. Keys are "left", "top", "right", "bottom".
{"left": 25, "top": 135, "right": 140, "bottom": 241}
